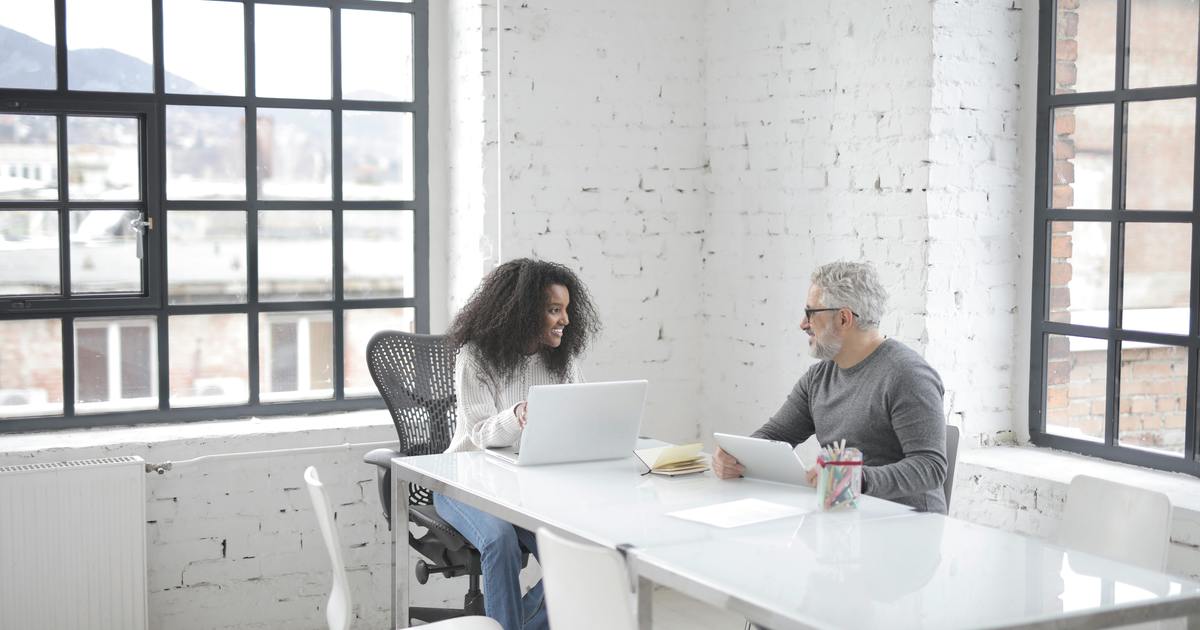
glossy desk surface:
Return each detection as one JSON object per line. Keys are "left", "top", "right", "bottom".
{"left": 392, "top": 450, "right": 1200, "bottom": 629}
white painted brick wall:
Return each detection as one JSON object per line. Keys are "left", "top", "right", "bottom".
{"left": 925, "top": 0, "right": 1027, "bottom": 445}
{"left": 491, "top": 0, "right": 709, "bottom": 443}
{"left": 0, "top": 413, "right": 487, "bottom": 630}
{"left": 699, "top": 0, "right": 937, "bottom": 441}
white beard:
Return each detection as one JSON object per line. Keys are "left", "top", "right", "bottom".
{"left": 809, "top": 332, "right": 842, "bottom": 361}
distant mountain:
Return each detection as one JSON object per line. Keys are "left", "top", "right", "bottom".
{"left": 0, "top": 25, "right": 54, "bottom": 89}
{"left": 0, "top": 25, "right": 203, "bottom": 94}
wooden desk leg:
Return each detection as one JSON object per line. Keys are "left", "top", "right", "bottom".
{"left": 636, "top": 576, "right": 653, "bottom": 630}
{"left": 391, "top": 467, "right": 410, "bottom": 629}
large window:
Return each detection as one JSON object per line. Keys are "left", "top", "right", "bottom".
{"left": 0, "top": 0, "right": 427, "bottom": 430}
{"left": 1032, "top": 0, "right": 1198, "bottom": 474}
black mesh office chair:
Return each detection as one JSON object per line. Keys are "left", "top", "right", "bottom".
{"left": 362, "top": 331, "right": 485, "bottom": 624}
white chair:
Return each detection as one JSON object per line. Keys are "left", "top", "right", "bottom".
{"left": 536, "top": 527, "right": 638, "bottom": 630}
{"left": 1055, "top": 474, "right": 1173, "bottom": 571}
{"left": 304, "top": 466, "right": 501, "bottom": 630}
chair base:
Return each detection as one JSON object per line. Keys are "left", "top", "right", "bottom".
{"left": 411, "top": 606, "right": 475, "bottom": 625}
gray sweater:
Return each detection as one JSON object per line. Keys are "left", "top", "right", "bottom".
{"left": 752, "top": 338, "right": 948, "bottom": 513}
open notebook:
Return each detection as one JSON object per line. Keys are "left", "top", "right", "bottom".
{"left": 633, "top": 442, "right": 709, "bottom": 476}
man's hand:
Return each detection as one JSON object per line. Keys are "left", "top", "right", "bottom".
{"left": 712, "top": 446, "right": 745, "bottom": 479}
{"left": 515, "top": 401, "right": 529, "bottom": 428}
{"left": 805, "top": 466, "right": 819, "bottom": 487}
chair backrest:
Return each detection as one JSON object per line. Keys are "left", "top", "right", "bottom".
{"left": 304, "top": 466, "right": 353, "bottom": 630}
{"left": 1055, "top": 474, "right": 1173, "bottom": 571}
{"left": 944, "top": 424, "right": 960, "bottom": 507}
{"left": 536, "top": 528, "right": 637, "bottom": 630}
{"left": 366, "top": 331, "right": 458, "bottom": 457}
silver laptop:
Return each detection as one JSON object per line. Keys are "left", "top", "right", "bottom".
{"left": 486, "top": 380, "right": 647, "bottom": 466}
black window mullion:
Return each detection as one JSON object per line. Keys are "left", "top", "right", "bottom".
{"left": 56, "top": 119, "right": 71, "bottom": 298}
{"left": 1029, "top": 0, "right": 1054, "bottom": 440}
{"left": 331, "top": 4, "right": 344, "bottom": 400}
{"left": 1101, "top": 0, "right": 1130, "bottom": 447}
{"left": 245, "top": 0, "right": 260, "bottom": 407}
{"left": 54, "top": 0, "right": 66, "bottom": 93}
{"left": 151, "top": 0, "right": 168, "bottom": 411}
{"left": 414, "top": 0, "right": 429, "bottom": 334}
{"left": 61, "top": 316, "right": 74, "bottom": 416}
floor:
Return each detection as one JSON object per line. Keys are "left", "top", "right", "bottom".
{"left": 653, "top": 586, "right": 746, "bottom": 629}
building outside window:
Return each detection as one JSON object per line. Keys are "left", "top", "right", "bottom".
{"left": 0, "top": 0, "right": 427, "bottom": 430}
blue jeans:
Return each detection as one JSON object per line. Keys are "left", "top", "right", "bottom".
{"left": 433, "top": 493, "right": 547, "bottom": 630}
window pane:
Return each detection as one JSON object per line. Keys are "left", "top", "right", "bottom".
{"left": 1122, "top": 222, "right": 1191, "bottom": 335}
{"left": 1052, "top": 105, "right": 1112, "bottom": 209}
{"left": 341, "top": 9, "right": 413, "bottom": 102}
{"left": 0, "top": 319, "right": 63, "bottom": 418}
{"left": 169, "top": 313, "right": 248, "bottom": 407}
{"left": 1045, "top": 333, "right": 1108, "bottom": 443}
{"left": 76, "top": 326, "right": 107, "bottom": 403}
{"left": 166, "top": 105, "right": 246, "bottom": 200}
{"left": 70, "top": 209, "right": 141, "bottom": 294}
{"left": 344, "top": 307, "right": 414, "bottom": 397}
{"left": 1055, "top": 0, "right": 1116, "bottom": 94}
{"left": 1125, "top": 98, "right": 1195, "bottom": 211}
{"left": 343, "top": 111, "right": 413, "bottom": 200}
{"left": 0, "top": 210, "right": 59, "bottom": 295}
{"left": 75, "top": 316, "right": 157, "bottom": 413}
{"left": 1128, "top": 0, "right": 1199, "bottom": 89}
{"left": 254, "top": 5, "right": 330, "bottom": 100}
{"left": 120, "top": 325, "right": 151, "bottom": 398}
{"left": 344, "top": 210, "right": 413, "bottom": 299}
{"left": 1047, "top": 221, "right": 1110, "bottom": 326}
{"left": 256, "top": 108, "right": 331, "bottom": 200}
{"left": 67, "top": 116, "right": 140, "bottom": 201}
{"left": 1118, "top": 342, "right": 1187, "bottom": 456}
{"left": 163, "top": 0, "right": 245, "bottom": 96}
{"left": 0, "top": 113, "right": 58, "bottom": 200}
{"left": 259, "top": 311, "right": 333, "bottom": 401}
{"left": 167, "top": 210, "right": 247, "bottom": 305}
{"left": 66, "top": 0, "right": 153, "bottom": 93}
{"left": 0, "top": 0, "right": 56, "bottom": 90}
{"left": 258, "top": 210, "right": 332, "bottom": 301}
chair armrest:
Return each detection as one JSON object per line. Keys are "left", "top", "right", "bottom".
{"left": 364, "top": 447, "right": 402, "bottom": 528}
{"left": 365, "top": 447, "right": 401, "bottom": 468}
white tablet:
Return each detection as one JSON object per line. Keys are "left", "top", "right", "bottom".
{"left": 713, "top": 432, "right": 809, "bottom": 486}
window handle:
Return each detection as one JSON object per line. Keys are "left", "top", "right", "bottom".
{"left": 129, "top": 217, "right": 153, "bottom": 259}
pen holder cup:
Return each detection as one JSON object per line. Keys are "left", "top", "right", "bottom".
{"left": 816, "top": 448, "right": 863, "bottom": 511}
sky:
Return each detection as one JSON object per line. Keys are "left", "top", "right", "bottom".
{"left": 1, "top": 0, "right": 412, "bottom": 100}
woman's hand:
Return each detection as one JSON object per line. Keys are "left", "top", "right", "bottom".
{"left": 515, "top": 401, "right": 529, "bottom": 428}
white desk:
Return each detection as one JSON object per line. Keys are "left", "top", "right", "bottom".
{"left": 389, "top": 451, "right": 1200, "bottom": 629}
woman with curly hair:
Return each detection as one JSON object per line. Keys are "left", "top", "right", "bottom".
{"left": 434, "top": 258, "right": 599, "bottom": 630}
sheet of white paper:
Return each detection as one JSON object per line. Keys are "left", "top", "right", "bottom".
{"left": 667, "top": 498, "right": 810, "bottom": 528}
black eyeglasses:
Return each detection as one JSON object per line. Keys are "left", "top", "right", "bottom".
{"left": 804, "top": 307, "right": 860, "bottom": 321}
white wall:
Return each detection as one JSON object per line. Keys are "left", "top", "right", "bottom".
{"left": 0, "top": 415, "right": 403, "bottom": 630}
{"left": 488, "top": 0, "right": 710, "bottom": 442}
{"left": 469, "top": 0, "right": 1035, "bottom": 448}
{"left": 699, "top": 0, "right": 937, "bottom": 440}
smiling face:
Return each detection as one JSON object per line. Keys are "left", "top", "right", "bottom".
{"left": 800, "top": 284, "right": 844, "bottom": 361}
{"left": 538, "top": 283, "right": 571, "bottom": 349}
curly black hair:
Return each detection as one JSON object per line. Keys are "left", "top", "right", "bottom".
{"left": 449, "top": 258, "right": 599, "bottom": 381}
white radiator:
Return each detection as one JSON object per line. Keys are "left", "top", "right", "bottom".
{"left": 0, "top": 456, "right": 148, "bottom": 630}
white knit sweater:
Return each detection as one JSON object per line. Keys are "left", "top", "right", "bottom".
{"left": 446, "top": 343, "right": 581, "bottom": 453}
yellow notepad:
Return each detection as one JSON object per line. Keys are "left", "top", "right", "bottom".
{"left": 634, "top": 443, "right": 709, "bottom": 476}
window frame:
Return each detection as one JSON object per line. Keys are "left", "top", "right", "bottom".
{"left": 1030, "top": 0, "right": 1200, "bottom": 475}
{"left": 0, "top": 0, "right": 429, "bottom": 432}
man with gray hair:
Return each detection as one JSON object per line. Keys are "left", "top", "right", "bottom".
{"left": 713, "top": 261, "right": 949, "bottom": 513}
